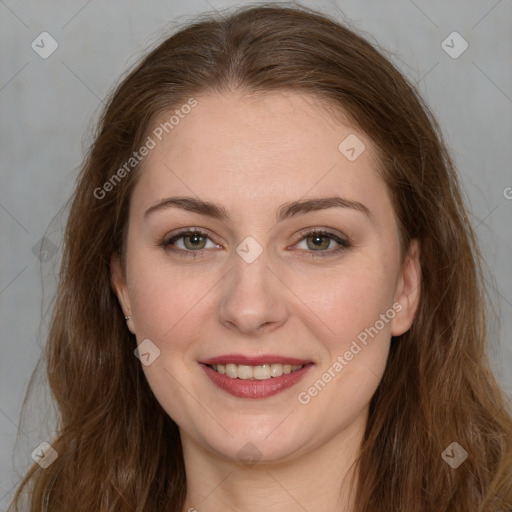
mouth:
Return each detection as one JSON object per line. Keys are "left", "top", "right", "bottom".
{"left": 200, "top": 355, "right": 314, "bottom": 399}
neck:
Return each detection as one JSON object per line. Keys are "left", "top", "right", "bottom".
{"left": 179, "top": 413, "right": 365, "bottom": 512}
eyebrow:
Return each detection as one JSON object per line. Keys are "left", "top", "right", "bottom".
{"left": 144, "top": 195, "right": 372, "bottom": 223}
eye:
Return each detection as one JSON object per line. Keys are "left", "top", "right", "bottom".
{"left": 163, "top": 229, "right": 221, "bottom": 255}
{"left": 162, "top": 228, "right": 350, "bottom": 258}
{"left": 293, "top": 229, "right": 351, "bottom": 256}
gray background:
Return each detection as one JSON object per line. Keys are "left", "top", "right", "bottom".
{"left": 1, "top": 0, "right": 511, "bottom": 507}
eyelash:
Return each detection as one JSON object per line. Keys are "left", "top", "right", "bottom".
{"left": 161, "top": 228, "right": 351, "bottom": 258}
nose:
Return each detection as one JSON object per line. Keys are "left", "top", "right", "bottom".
{"left": 217, "top": 250, "right": 289, "bottom": 336}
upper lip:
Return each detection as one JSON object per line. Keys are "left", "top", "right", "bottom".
{"left": 200, "top": 354, "right": 312, "bottom": 366}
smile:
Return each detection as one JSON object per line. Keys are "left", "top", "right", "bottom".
{"left": 208, "top": 363, "right": 304, "bottom": 380}
{"left": 200, "top": 355, "right": 314, "bottom": 399}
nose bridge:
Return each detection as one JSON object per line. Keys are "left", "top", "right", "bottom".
{"left": 217, "top": 242, "right": 288, "bottom": 334}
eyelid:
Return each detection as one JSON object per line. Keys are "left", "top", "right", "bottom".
{"left": 164, "top": 227, "right": 216, "bottom": 241}
{"left": 293, "top": 227, "right": 351, "bottom": 245}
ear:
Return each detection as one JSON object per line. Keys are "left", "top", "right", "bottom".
{"left": 391, "top": 239, "right": 421, "bottom": 336}
{"left": 110, "top": 253, "right": 135, "bottom": 334}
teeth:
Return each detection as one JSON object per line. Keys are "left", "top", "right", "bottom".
{"left": 237, "top": 365, "right": 254, "bottom": 379}
{"left": 211, "top": 363, "right": 304, "bottom": 380}
{"left": 225, "top": 364, "right": 237, "bottom": 379}
{"left": 270, "top": 363, "right": 283, "bottom": 377}
{"left": 253, "top": 364, "right": 271, "bottom": 380}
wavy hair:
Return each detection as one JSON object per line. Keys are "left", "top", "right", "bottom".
{"left": 9, "top": 3, "right": 512, "bottom": 511}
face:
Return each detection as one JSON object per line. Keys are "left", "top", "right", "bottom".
{"left": 111, "top": 91, "right": 420, "bottom": 464}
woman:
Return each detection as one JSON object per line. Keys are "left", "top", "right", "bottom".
{"left": 9, "top": 3, "right": 512, "bottom": 511}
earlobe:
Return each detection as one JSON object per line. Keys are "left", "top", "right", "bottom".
{"left": 391, "top": 239, "right": 421, "bottom": 337}
{"left": 110, "top": 254, "right": 135, "bottom": 332}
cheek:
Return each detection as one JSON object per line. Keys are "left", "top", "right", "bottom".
{"left": 126, "top": 257, "right": 217, "bottom": 349}
{"left": 126, "top": 259, "right": 217, "bottom": 427}
{"left": 291, "top": 258, "right": 398, "bottom": 350}
{"left": 293, "top": 265, "right": 396, "bottom": 421}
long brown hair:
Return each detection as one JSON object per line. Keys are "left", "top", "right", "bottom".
{"left": 9, "top": 3, "right": 512, "bottom": 511}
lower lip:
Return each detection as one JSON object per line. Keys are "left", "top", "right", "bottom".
{"left": 201, "top": 363, "right": 314, "bottom": 399}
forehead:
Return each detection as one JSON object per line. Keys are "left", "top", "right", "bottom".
{"left": 130, "top": 91, "right": 388, "bottom": 220}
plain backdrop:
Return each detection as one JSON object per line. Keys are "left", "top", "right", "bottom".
{"left": 1, "top": 0, "right": 511, "bottom": 507}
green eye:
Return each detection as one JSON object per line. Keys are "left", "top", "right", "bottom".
{"left": 182, "top": 233, "right": 208, "bottom": 250}
{"left": 305, "top": 234, "right": 332, "bottom": 251}
{"left": 163, "top": 228, "right": 350, "bottom": 258}
{"left": 294, "top": 230, "right": 351, "bottom": 257}
{"left": 164, "top": 229, "right": 219, "bottom": 255}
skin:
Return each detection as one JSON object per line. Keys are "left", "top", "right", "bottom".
{"left": 111, "top": 91, "right": 421, "bottom": 512}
